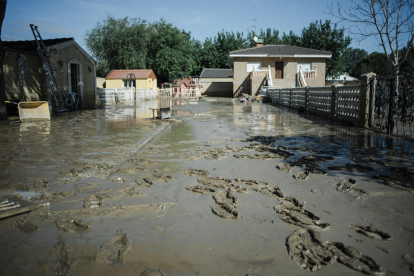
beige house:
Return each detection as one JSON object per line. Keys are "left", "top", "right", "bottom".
{"left": 105, "top": 69, "right": 157, "bottom": 90}
{"left": 3, "top": 38, "right": 97, "bottom": 110}
{"left": 229, "top": 44, "right": 332, "bottom": 96}
{"left": 199, "top": 69, "right": 233, "bottom": 97}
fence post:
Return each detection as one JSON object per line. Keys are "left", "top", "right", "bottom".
{"left": 331, "top": 85, "right": 338, "bottom": 120}
{"left": 289, "top": 88, "right": 293, "bottom": 107}
{"left": 305, "top": 86, "right": 309, "bottom": 111}
{"left": 359, "top": 73, "right": 376, "bottom": 128}
{"left": 278, "top": 89, "right": 281, "bottom": 104}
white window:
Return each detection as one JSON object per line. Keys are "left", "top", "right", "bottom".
{"left": 297, "top": 63, "right": 311, "bottom": 72}
{"left": 247, "top": 62, "right": 262, "bottom": 72}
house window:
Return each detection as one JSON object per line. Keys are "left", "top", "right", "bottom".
{"left": 123, "top": 79, "right": 136, "bottom": 88}
{"left": 297, "top": 63, "right": 311, "bottom": 72}
{"left": 275, "top": 62, "right": 283, "bottom": 79}
{"left": 247, "top": 62, "right": 261, "bottom": 72}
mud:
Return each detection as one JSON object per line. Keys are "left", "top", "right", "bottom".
{"left": 55, "top": 217, "right": 92, "bottom": 233}
{"left": 95, "top": 229, "right": 131, "bottom": 265}
{"left": 136, "top": 178, "right": 154, "bottom": 187}
{"left": 228, "top": 183, "right": 250, "bottom": 193}
{"left": 84, "top": 194, "right": 103, "bottom": 209}
{"left": 403, "top": 254, "right": 414, "bottom": 272}
{"left": 151, "top": 173, "right": 175, "bottom": 183}
{"left": 287, "top": 228, "right": 384, "bottom": 274}
{"left": 43, "top": 237, "right": 73, "bottom": 275}
{"left": 11, "top": 218, "right": 38, "bottom": 233}
{"left": 183, "top": 168, "right": 209, "bottom": 177}
{"left": 328, "top": 163, "right": 374, "bottom": 172}
{"left": 277, "top": 163, "right": 293, "bottom": 172}
{"left": 185, "top": 185, "right": 215, "bottom": 194}
{"left": 213, "top": 190, "right": 238, "bottom": 205}
{"left": 294, "top": 170, "right": 311, "bottom": 181}
{"left": 250, "top": 186, "right": 284, "bottom": 198}
{"left": 372, "top": 167, "right": 414, "bottom": 192}
{"left": 235, "top": 178, "right": 268, "bottom": 186}
{"left": 349, "top": 225, "right": 392, "bottom": 241}
{"left": 211, "top": 203, "right": 238, "bottom": 219}
{"left": 197, "top": 176, "right": 232, "bottom": 189}
{"left": 274, "top": 198, "right": 332, "bottom": 230}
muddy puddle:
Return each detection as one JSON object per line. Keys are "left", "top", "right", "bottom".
{"left": 0, "top": 98, "right": 413, "bottom": 275}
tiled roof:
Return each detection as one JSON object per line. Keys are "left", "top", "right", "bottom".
{"left": 175, "top": 78, "right": 195, "bottom": 87}
{"left": 229, "top": 45, "right": 332, "bottom": 57}
{"left": 200, "top": 68, "right": 233, "bottom": 78}
{"left": 2, "top": 38, "right": 74, "bottom": 52}
{"left": 105, "top": 69, "right": 157, "bottom": 80}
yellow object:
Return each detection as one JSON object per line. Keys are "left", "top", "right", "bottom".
{"left": 18, "top": 101, "right": 50, "bottom": 122}
{"left": 5, "top": 101, "right": 10, "bottom": 103}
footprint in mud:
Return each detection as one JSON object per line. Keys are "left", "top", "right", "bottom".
{"left": 274, "top": 197, "right": 331, "bottom": 230}
{"left": 228, "top": 183, "right": 249, "bottom": 194}
{"left": 120, "top": 187, "right": 144, "bottom": 196}
{"left": 197, "top": 176, "right": 232, "bottom": 189}
{"left": 183, "top": 169, "right": 209, "bottom": 177}
{"left": 373, "top": 167, "right": 414, "bottom": 192}
{"left": 403, "top": 254, "right": 414, "bottom": 272}
{"left": 55, "top": 217, "right": 92, "bottom": 233}
{"left": 141, "top": 268, "right": 171, "bottom": 276}
{"left": 287, "top": 228, "right": 383, "bottom": 274}
{"left": 11, "top": 218, "right": 38, "bottom": 233}
{"left": 185, "top": 185, "right": 215, "bottom": 194}
{"left": 250, "top": 186, "right": 284, "bottom": 198}
{"left": 57, "top": 168, "right": 85, "bottom": 177}
{"left": 84, "top": 194, "right": 103, "bottom": 209}
{"left": 95, "top": 229, "right": 131, "bottom": 265}
{"left": 234, "top": 153, "right": 287, "bottom": 160}
{"left": 43, "top": 236, "right": 73, "bottom": 275}
{"left": 277, "top": 163, "right": 292, "bottom": 172}
{"left": 349, "top": 224, "right": 392, "bottom": 241}
{"left": 337, "top": 178, "right": 367, "bottom": 195}
{"left": 33, "top": 179, "right": 49, "bottom": 191}
{"left": 41, "top": 191, "right": 76, "bottom": 200}
{"left": 234, "top": 178, "right": 268, "bottom": 186}
{"left": 302, "top": 155, "right": 334, "bottom": 162}
{"left": 151, "top": 173, "right": 175, "bottom": 183}
{"left": 116, "top": 167, "right": 145, "bottom": 174}
{"left": 136, "top": 178, "right": 154, "bottom": 187}
{"left": 328, "top": 163, "right": 374, "bottom": 172}
{"left": 211, "top": 203, "right": 238, "bottom": 219}
{"left": 294, "top": 170, "right": 310, "bottom": 181}
{"left": 213, "top": 190, "right": 238, "bottom": 205}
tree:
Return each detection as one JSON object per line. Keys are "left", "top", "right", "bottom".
{"left": 343, "top": 47, "right": 369, "bottom": 77}
{"left": 330, "top": 0, "right": 414, "bottom": 133}
{"left": 330, "top": 0, "right": 414, "bottom": 76}
{"left": 354, "top": 51, "right": 394, "bottom": 75}
{"left": 247, "top": 28, "right": 282, "bottom": 47}
{"left": 85, "top": 16, "right": 148, "bottom": 77}
{"left": 300, "top": 20, "right": 352, "bottom": 77}
{"left": 0, "top": 0, "right": 7, "bottom": 120}
{"left": 146, "top": 19, "right": 196, "bottom": 84}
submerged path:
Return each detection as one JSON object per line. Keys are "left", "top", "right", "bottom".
{"left": 0, "top": 99, "right": 413, "bottom": 275}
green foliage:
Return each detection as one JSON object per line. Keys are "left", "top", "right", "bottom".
{"left": 85, "top": 16, "right": 148, "bottom": 77}
{"left": 355, "top": 52, "right": 394, "bottom": 76}
{"left": 146, "top": 19, "right": 196, "bottom": 83}
{"left": 343, "top": 48, "right": 368, "bottom": 77}
{"left": 300, "top": 20, "right": 351, "bottom": 78}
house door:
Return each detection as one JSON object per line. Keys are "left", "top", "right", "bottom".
{"left": 70, "top": 63, "right": 80, "bottom": 94}
{"left": 275, "top": 62, "right": 283, "bottom": 79}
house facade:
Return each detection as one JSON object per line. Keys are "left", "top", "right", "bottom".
{"left": 199, "top": 68, "right": 233, "bottom": 97}
{"left": 3, "top": 38, "right": 97, "bottom": 110}
{"left": 229, "top": 45, "right": 332, "bottom": 96}
{"left": 105, "top": 69, "right": 157, "bottom": 90}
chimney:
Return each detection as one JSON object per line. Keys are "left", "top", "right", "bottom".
{"left": 256, "top": 38, "right": 264, "bottom": 47}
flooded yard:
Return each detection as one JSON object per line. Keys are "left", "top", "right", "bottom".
{"left": 0, "top": 99, "right": 413, "bottom": 275}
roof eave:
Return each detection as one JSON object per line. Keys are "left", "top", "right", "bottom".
{"left": 229, "top": 54, "right": 332, "bottom": 58}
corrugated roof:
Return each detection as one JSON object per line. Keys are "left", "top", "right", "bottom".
{"left": 229, "top": 45, "right": 332, "bottom": 57}
{"left": 105, "top": 69, "right": 157, "bottom": 80}
{"left": 2, "top": 38, "right": 74, "bottom": 52}
{"left": 200, "top": 68, "right": 233, "bottom": 78}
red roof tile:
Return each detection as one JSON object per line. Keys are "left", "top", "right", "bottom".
{"left": 105, "top": 69, "right": 157, "bottom": 80}
{"left": 175, "top": 78, "right": 195, "bottom": 88}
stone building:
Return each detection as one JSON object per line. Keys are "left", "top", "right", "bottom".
{"left": 2, "top": 38, "right": 97, "bottom": 110}
{"left": 229, "top": 44, "right": 332, "bottom": 96}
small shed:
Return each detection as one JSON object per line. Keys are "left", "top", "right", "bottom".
{"left": 105, "top": 69, "right": 157, "bottom": 89}
{"left": 199, "top": 68, "right": 233, "bottom": 97}
{"left": 2, "top": 38, "right": 97, "bottom": 110}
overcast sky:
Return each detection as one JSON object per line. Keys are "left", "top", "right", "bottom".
{"left": 2, "top": 0, "right": 386, "bottom": 54}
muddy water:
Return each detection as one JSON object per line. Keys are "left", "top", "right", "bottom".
{"left": 0, "top": 98, "right": 413, "bottom": 275}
